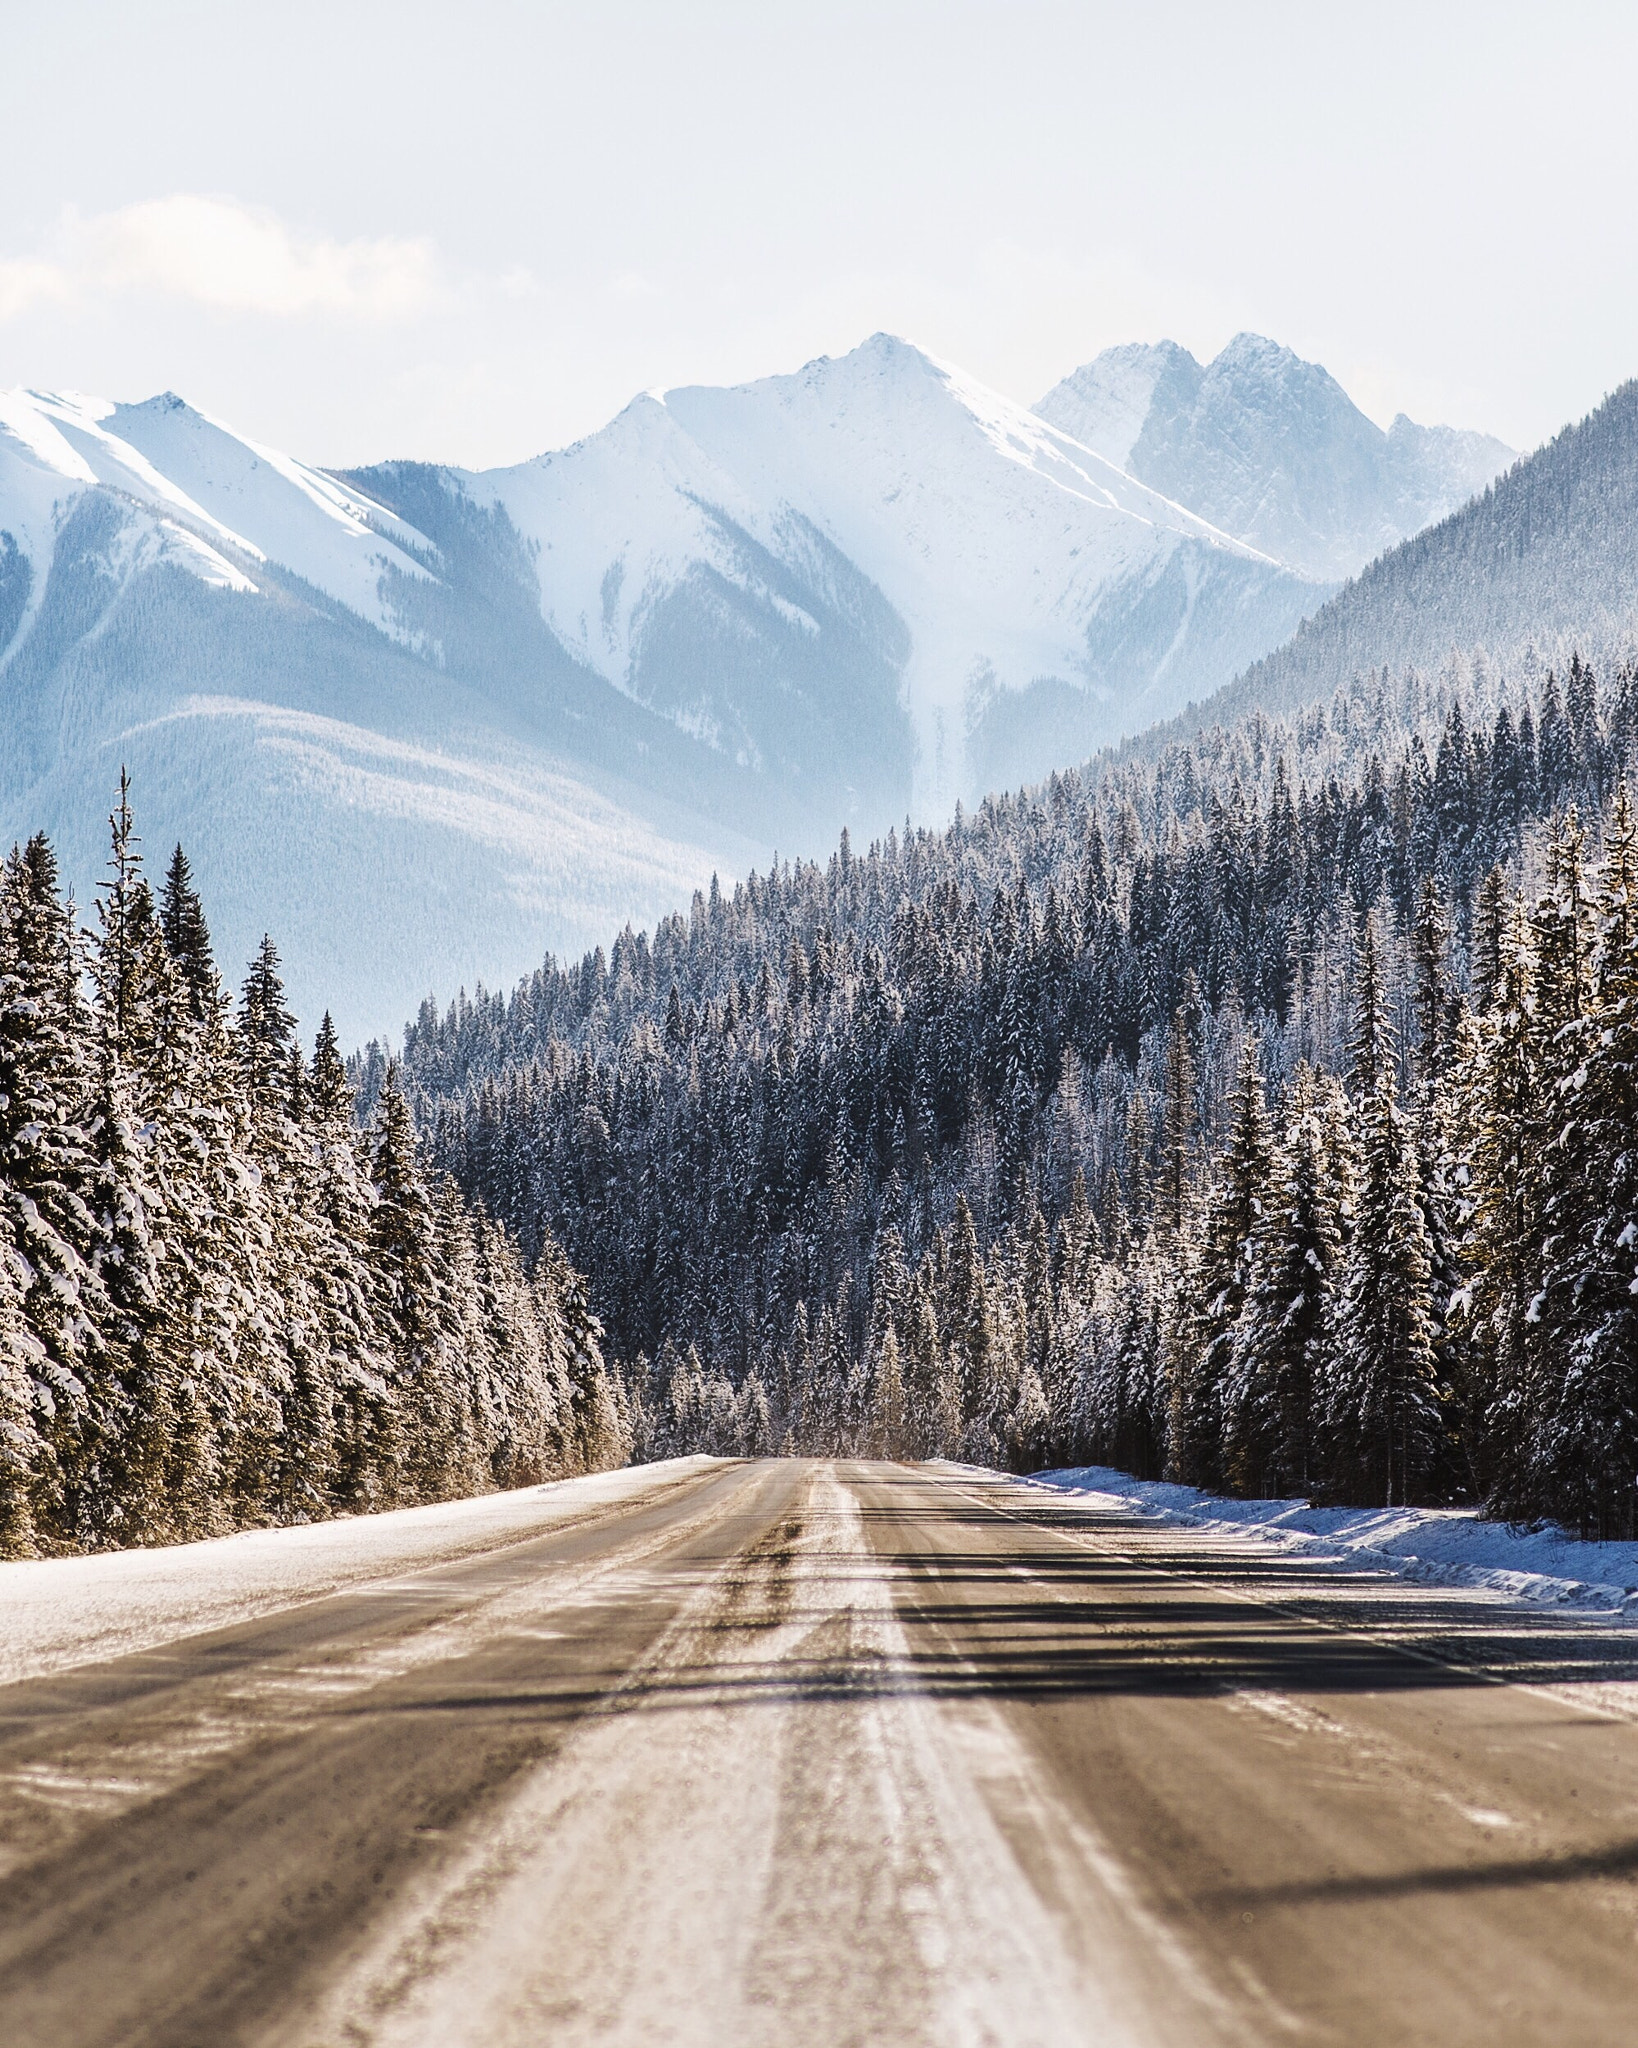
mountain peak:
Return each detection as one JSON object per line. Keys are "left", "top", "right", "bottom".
{"left": 856, "top": 329, "right": 931, "bottom": 360}
{"left": 791, "top": 332, "right": 952, "bottom": 394}
{"left": 1031, "top": 341, "right": 1197, "bottom": 468}
{"left": 1214, "top": 330, "right": 1299, "bottom": 368}
{"left": 1205, "top": 333, "right": 1354, "bottom": 413}
{"left": 1036, "top": 333, "right": 1512, "bottom": 579}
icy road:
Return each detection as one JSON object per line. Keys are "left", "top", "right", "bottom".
{"left": 4, "top": 1459, "right": 1638, "bottom": 2047}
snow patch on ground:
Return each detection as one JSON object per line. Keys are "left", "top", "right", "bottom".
{"left": 1026, "top": 1466, "right": 1638, "bottom": 1619}
{"left": 0, "top": 1460, "right": 718, "bottom": 1689}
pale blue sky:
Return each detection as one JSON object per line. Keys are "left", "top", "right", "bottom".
{"left": 2, "top": 0, "right": 1633, "bottom": 466}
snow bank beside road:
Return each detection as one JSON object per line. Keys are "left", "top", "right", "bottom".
{"left": 0, "top": 1460, "right": 715, "bottom": 1689}
{"left": 1026, "top": 1467, "right": 1638, "bottom": 1619}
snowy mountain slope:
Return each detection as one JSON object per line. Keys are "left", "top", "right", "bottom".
{"left": 0, "top": 393, "right": 762, "bottom": 1042}
{"left": 0, "top": 387, "right": 437, "bottom": 637}
{"left": 1190, "top": 375, "right": 1638, "bottom": 735}
{"left": 455, "top": 335, "right": 1325, "bottom": 815}
{"left": 1036, "top": 335, "right": 1513, "bottom": 580}
{"left": 11, "top": 329, "right": 1501, "bottom": 1041}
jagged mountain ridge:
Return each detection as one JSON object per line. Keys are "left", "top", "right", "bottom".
{"left": 1036, "top": 334, "right": 1513, "bottom": 580}
{"left": 0, "top": 334, "right": 1508, "bottom": 1039}
{"left": 404, "top": 334, "right": 1325, "bottom": 817}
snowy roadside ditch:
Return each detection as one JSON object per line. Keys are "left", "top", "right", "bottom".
{"left": 1017, "top": 1467, "right": 1638, "bottom": 1622}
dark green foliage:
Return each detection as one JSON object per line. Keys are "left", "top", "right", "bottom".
{"left": 1325, "top": 936, "right": 1443, "bottom": 1507}
{"left": 1223, "top": 1067, "right": 1342, "bottom": 1497}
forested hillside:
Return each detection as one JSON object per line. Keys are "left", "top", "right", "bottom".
{"left": 1195, "top": 377, "right": 1638, "bottom": 732}
{"left": 391, "top": 652, "right": 1638, "bottom": 1537}
{"left": 0, "top": 786, "right": 625, "bottom": 1558}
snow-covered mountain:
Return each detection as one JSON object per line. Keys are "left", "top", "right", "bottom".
{"left": 425, "top": 334, "right": 1321, "bottom": 815}
{"left": 1, "top": 339, "right": 1334, "bottom": 1038}
{"left": 1, "top": 332, "right": 1505, "bottom": 1039}
{"left": 1036, "top": 335, "right": 1513, "bottom": 581}
{"left": 0, "top": 388, "right": 434, "bottom": 627}
{"left": 1191, "top": 375, "right": 1638, "bottom": 736}
{"left": 0, "top": 388, "right": 763, "bottom": 1043}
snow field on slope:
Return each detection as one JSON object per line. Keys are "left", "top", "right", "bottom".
{"left": 0, "top": 387, "right": 434, "bottom": 634}
{"left": 106, "top": 392, "right": 437, "bottom": 628}
{"left": 1027, "top": 1467, "right": 1638, "bottom": 1618}
{"left": 0, "top": 1459, "right": 720, "bottom": 1689}
{"left": 472, "top": 335, "right": 1277, "bottom": 817}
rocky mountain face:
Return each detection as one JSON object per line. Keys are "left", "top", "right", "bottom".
{"left": 1036, "top": 333, "right": 1513, "bottom": 580}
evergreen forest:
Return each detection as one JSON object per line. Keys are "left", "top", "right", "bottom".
{"left": 391, "top": 653, "right": 1638, "bottom": 1541}
{"left": 11, "top": 651, "right": 1638, "bottom": 1555}
{"left": 0, "top": 781, "right": 626, "bottom": 1557}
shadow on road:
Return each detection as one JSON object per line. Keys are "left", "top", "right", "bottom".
{"left": 351, "top": 1477, "right": 1638, "bottom": 1730}
{"left": 1208, "top": 1837, "right": 1638, "bottom": 1907}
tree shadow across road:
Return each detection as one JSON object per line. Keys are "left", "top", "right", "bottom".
{"left": 361, "top": 1479, "right": 1638, "bottom": 1725}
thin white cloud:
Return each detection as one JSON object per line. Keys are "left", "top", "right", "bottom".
{"left": 0, "top": 195, "right": 439, "bottom": 322}
{"left": 0, "top": 256, "right": 71, "bottom": 321}
{"left": 497, "top": 264, "right": 544, "bottom": 302}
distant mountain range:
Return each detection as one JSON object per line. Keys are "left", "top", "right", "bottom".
{"left": 1036, "top": 334, "right": 1514, "bottom": 581}
{"left": 396, "top": 334, "right": 1329, "bottom": 817}
{"left": 0, "top": 336, "right": 1513, "bottom": 1036}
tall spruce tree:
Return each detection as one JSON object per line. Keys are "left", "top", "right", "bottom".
{"left": 1325, "top": 916, "right": 1443, "bottom": 1505}
{"left": 0, "top": 836, "right": 114, "bottom": 1542}
{"left": 1173, "top": 1035, "right": 1272, "bottom": 1490}
{"left": 1532, "top": 784, "right": 1638, "bottom": 1535}
{"left": 1224, "top": 1066, "right": 1342, "bottom": 1497}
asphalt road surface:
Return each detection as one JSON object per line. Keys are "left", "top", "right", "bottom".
{"left": 5, "top": 1458, "right": 1638, "bottom": 2047}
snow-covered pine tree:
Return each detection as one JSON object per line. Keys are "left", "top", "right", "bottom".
{"left": 304, "top": 1013, "right": 394, "bottom": 1509}
{"left": 0, "top": 835, "right": 115, "bottom": 1546}
{"left": 1324, "top": 915, "right": 1443, "bottom": 1506}
{"left": 1223, "top": 1065, "right": 1343, "bottom": 1498}
{"left": 1173, "top": 1033, "right": 1272, "bottom": 1490}
{"left": 1156, "top": 996, "right": 1199, "bottom": 1239}
{"left": 89, "top": 786, "right": 174, "bottom": 1541}
{"left": 1458, "top": 877, "right": 1541, "bottom": 1510}
{"left": 900, "top": 1261, "right": 953, "bottom": 1456}
{"left": 369, "top": 1063, "right": 446, "bottom": 1503}
{"left": 1532, "top": 782, "right": 1638, "bottom": 1535}
{"left": 0, "top": 1206, "right": 44, "bottom": 1555}
{"left": 863, "top": 1322, "right": 907, "bottom": 1457}
{"left": 1405, "top": 871, "right": 1473, "bottom": 1499}
{"left": 1468, "top": 811, "right": 1593, "bottom": 1520}
{"left": 0, "top": 785, "right": 616, "bottom": 1550}
{"left": 145, "top": 882, "right": 266, "bottom": 1537}
{"left": 542, "top": 1232, "right": 622, "bottom": 1473}
{"left": 223, "top": 936, "right": 312, "bottom": 1520}
{"left": 734, "top": 1368, "right": 775, "bottom": 1456}
{"left": 159, "top": 843, "right": 219, "bottom": 1025}
{"left": 944, "top": 1196, "right": 1001, "bottom": 1462}
{"left": 1410, "top": 874, "right": 1455, "bottom": 1084}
